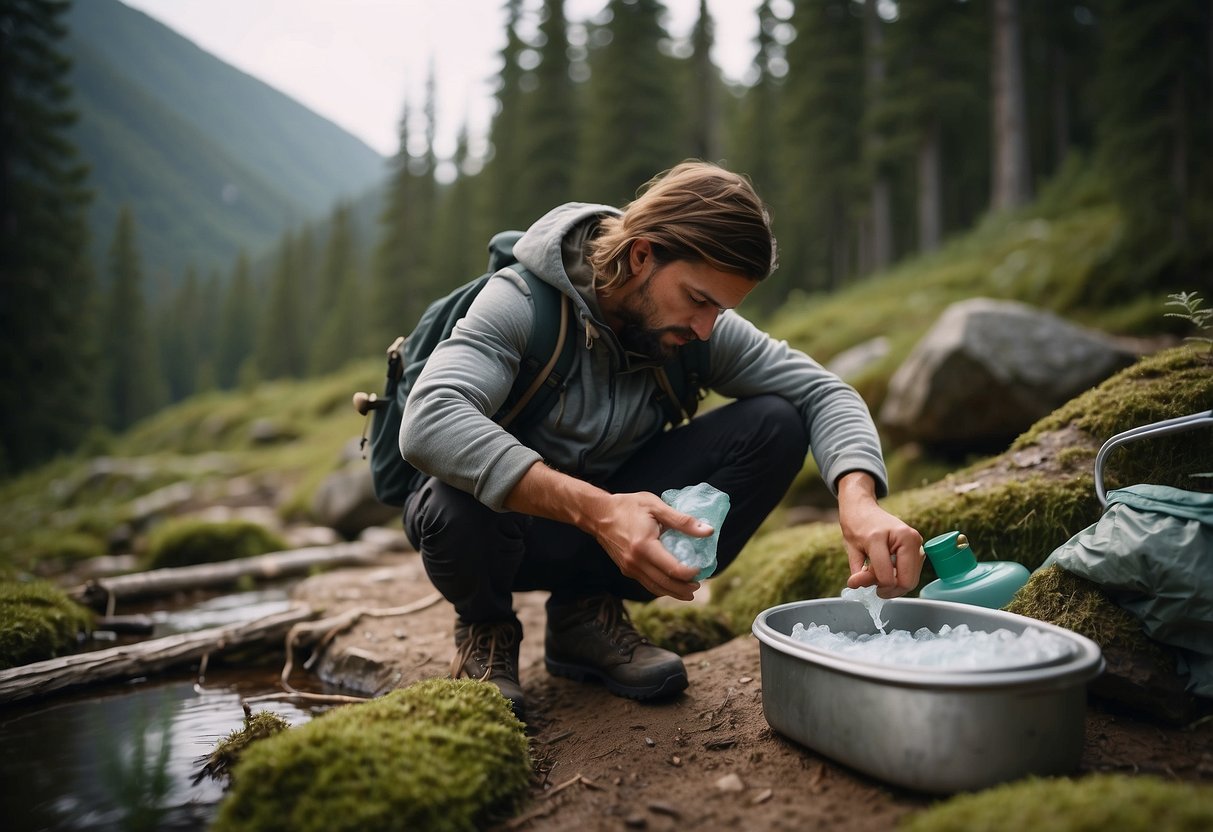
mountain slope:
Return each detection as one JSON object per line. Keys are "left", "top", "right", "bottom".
{"left": 64, "top": 0, "right": 388, "bottom": 280}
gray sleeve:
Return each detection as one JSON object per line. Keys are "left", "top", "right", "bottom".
{"left": 707, "top": 311, "right": 890, "bottom": 497}
{"left": 398, "top": 272, "right": 544, "bottom": 511}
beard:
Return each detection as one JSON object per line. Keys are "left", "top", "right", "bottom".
{"left": 614, "top": 277, "right": 697, "bottom": 361}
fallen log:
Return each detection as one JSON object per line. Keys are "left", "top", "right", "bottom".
{"left": 70, "top": 542, "right": 387, "bottom": 611}
{"left": 0, "top": 605, "right": 315, "bottom": 705}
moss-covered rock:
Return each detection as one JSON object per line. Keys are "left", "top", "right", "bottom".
{"left": 0, "top": 580, "right": 93, "bottom": 669}
{"left": 900, "top": 774, "right": 1213, "bottom": 832}
{"left": 196, "top": 710, "right": 291, "bottom": 786}
{"left": 142, "top": 518, "right": 286, "bottom": 570}
{"left": 212, "top": 679, "right": 531, "bottom": 832}
{"left": 631, "top": 602, "right": 735, "bottom": 654}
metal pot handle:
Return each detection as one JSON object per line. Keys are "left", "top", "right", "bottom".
{"left": 1094, "top": 409, "right": 1213, "bottom": 507}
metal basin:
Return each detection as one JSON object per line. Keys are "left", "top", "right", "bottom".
{"left": 752, "top": 598, "right": 1104, "bottom": 794}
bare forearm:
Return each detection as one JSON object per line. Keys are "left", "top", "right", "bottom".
{"left": 503, "top": 461, "right": 611, "bottom": 536}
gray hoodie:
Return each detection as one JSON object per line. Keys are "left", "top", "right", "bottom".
{"left": 399, "top": 203, "right": 889, "bottom": 511}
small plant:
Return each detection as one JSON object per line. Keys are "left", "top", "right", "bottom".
{"left": 1165, "top": 291, "right": 1213, "bottom": 361}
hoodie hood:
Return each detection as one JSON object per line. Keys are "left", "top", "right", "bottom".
{"left": 512, "top": 202, "right": 620, "bottom": 333}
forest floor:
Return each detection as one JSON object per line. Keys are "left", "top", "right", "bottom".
{"left": 292, "top": 551, "right": 1213, "bottom": 832}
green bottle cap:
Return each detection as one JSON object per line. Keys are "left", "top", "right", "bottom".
{"left": 923, "top": 530, "right": 978, "bottom": 580}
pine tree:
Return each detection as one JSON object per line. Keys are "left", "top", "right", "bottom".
{"left": 255, "top": 231, "right": 307, "bottom": 380}
{"left": 371, "top": 108, "right": 426, "bottom": 343}
{"left": 859, "top": 0, "right": 893, "bottom": 273}
{"left": 879, "top": 0, "right": 987, "bottom": 252}
{"left": 729, "top": 0, "right": 785, "bottom": 199}
{"left": 160, "top": 267, "right": 201, "bottom": 402}
{"left": 0, "top": 0, "right": 97, "bottom": 473}
{"left": 778, "top": 0, "right": 865, "bottom": 292}
{"left": 516, "top": 0, "right": 579, "bottom": 225}
{"left": 1095, "top": 0, "right": 1213, "bottom": 290}
{"left": 577, "top": 0, "right": 682, "bottom": 205}
{"left": 100, "top": 208, "right": 165, "bottom": 430}
{"left": 309, "top": 202, "right": 363, "bottom": 374}
{"left": 216, "top": 252, "right": 257, "bottom": 389}
{"left": 431, "top": 126, "right": 487, "bottom": 286}
{"left": 991, "top": 0, "right": 1032, "bottom": 210}
{"left": 484, "top": 0, "right": 529, "bottom": 227}
{"left": 685, "top": 0, "right": 721, "bottom": 162}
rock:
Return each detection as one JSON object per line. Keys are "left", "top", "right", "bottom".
{"left": 714, "top": 772, "right": 745, "bottom": 792}
{"left": 826, "top": 336, "right": 890, "bottom": 381}
{"left": 359, "top": 525, "right": 412, "bottom": 552}
{"left": 126, "top": 482, "right": 196, "bottom": 528}
{"left": 879, "top": 298, "right": 1138, "bottom": 450}
{"left": 248, "top": 418, "right": 298, "bottom": 445}
{"left": 660, "top": 483, "right": 729, "bottom": 580}
{"left": 311, "top": 463, "right": 399, "bottom": 539}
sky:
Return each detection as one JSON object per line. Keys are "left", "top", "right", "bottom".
{"left": 119, "top": 0, "right": 774, "bottom": 162}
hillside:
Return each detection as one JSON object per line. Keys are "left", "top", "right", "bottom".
{"left": 63, "top": 0, "right": 388, "bottom": 281}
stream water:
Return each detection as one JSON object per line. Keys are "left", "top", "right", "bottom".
{"left": 1, "top": 588, "right": 340, "bottom": 831}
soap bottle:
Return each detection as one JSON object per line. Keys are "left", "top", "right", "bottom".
{"left": 919, "top": 531, "right": 1030, "bottom": 609}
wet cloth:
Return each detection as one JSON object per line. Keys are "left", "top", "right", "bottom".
{"left": 1043, "top": 484, "right": 1213, "bottom": 696}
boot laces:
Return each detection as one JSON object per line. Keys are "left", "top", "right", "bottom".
{"left": 590, "top": 596, "right": 646, "bottom": 652}
{"left": 451, "top": 621, "right": 519, "bottom": 682}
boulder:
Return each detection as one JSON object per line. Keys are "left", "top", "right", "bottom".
{"left": 311, "top": 463, "right": 398, "bottom": 539}
{"left": 879, "top": 298, "right": 1138, "bottom": 449}
{"left": 826, "top": 335, "right": 889, "bottom": 381}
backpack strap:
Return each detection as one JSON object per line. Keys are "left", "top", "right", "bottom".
{"left": 496, "top": 269, "right": 578, "bottom": 431}
{"left": 651, "top": 340, "right": 710, "bottom": 426}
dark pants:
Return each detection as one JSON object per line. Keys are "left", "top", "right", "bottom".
{"left": 403, "top": 395, "right": 809, "bottom": 624}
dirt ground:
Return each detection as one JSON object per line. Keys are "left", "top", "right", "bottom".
{"left": 291, "top": 551, "right": 1213, "bottom": 832}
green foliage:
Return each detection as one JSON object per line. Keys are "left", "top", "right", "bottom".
{"left": 900, "top": 774, "right": 1213, "bottom": 832}
{"left": 142, "top": 518, "right": 286, "bottom": 570}
{"left": 1165, "top": 291, "right": 1213, "bottom": 360}
{"left": 213, "top": 679, "right": 531, "bottom": 832}
{"left": 576, "top": 0, "right": 683, "bottom": 206}
{"left": 1006, "top": 564, "right": 1153, "bottom": 651}
{"left": 196, "top": 709, "right": 291, "bottom": 786}
{"left": 0, "top": 0, "right": 98, "bottom": 475}
{"left": 0, "top": 580, "right": 93, "bottom": 669}
{"left": 100, "top": 208, "right": 167, "bottom": 430}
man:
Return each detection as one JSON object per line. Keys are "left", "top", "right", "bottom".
{"left": 400, "top": 162, "right": 923, "bottom": 719}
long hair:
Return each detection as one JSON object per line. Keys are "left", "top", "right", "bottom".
{"left": 588, "top": 161, "right": 777, "bottom": 294}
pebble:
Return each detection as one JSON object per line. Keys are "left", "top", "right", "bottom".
{"left": 715, "top": 773, "right": 744, "bottom": 792}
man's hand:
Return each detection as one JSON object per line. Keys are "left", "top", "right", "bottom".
{"left": 504, "top": 462, "right": 705, "bottom": 600}
{"left": 836, "top": 471, "right": 924, "bottom": 598}
{"left": 590, "top": 491, "right": 705, "bottom": 601}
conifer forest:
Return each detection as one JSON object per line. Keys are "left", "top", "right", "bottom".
{"left": 2, "top": 0, "right": 1211, "bottom": 476}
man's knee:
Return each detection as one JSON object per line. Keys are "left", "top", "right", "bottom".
{"left": 405, "top": 478, "right": 524, "bottom": 553}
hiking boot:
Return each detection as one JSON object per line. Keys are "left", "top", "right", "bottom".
{"left": 544, "top": 594, "right": 688, "bottom": 700}
{"left": 451, "top": 618, "right": 526, "bottom": 719}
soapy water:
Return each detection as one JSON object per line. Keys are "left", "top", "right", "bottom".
{"left": 789, "top": 586, "right": 1073, "bottom": 670}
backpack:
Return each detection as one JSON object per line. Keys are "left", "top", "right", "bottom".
{"left": 354, "top": 230, "right": 709, "bottom": 508}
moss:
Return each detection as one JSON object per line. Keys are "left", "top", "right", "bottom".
{"left": 1014, "top": 346, "right": 1213, "bottom": 492}
{"left": 631, "top": 603, "right": 735, "bottom": 654}
{"left": 196, "top": 710, "right": 291, "bottom": 785}
{"left": 1006, "top": 564, "right": 1162, "bottom": 657}
{"left": 0, "top": 580, "right": 93, "bottom": 669}
{"left": 900, "top": 774, "right": 1213, "bottom": 832}
{"left": 213, "top": 679, "right": 531, "bottom": 832}
{"left": 142, "top": 519, "right": 287, "bottom": 570}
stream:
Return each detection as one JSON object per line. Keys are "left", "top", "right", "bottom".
{"left": 1, "top": 588, "right": 342, "bottom": 831}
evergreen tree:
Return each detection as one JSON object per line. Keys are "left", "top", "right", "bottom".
{"left": 516, "top": 0, "right": 579, "bottom": 225}
{"left": 685, "top": 0, "right": 721, "bottom": 162}
{"left": 990, "top": 0, "right": 1032, "bottom": 210}
{"left": 1095, "top": 0, "right": 1213, "bottom": 291}
{"left": 879, "top": 0, "right": 987, "bottom": 252}
{"left": 484, "top": 0, "right": 529, "bottom": 227}
{"left": 160, "top": 267, "right": 200, "bottom": 402}
{"left": 216, "top": 252, "right": 257, "bottom": 389}
{"left": 255, "top": 231, "right": 307, "bottom": 380}
{"left": 0, "top": 0, "right": 97, "bottom": 473}
{"left": 431, "top": 126, "right": 487, "bottom": 286}
{"left": 100, "top": 208, "right": 165, "bottom": 430}
{"left": 729, "top": 0, "right": 785, "bottom": 200}
{"left": 195, "top": 269, "right": 222, "bottom": 393}
{"left": 577, "top": 0, "right": 682, "bottom": 205}
{"left": 778, "top": 0, "right": 865, "bottom": 292}
{"left": 860, "top": 0, "right": 893, "bottom": 273}
{"left": 309, "top": 202, "right": 363, "bottom": 374}
{"left": 372, "top": 109, "right": 421, "bottom": 343}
